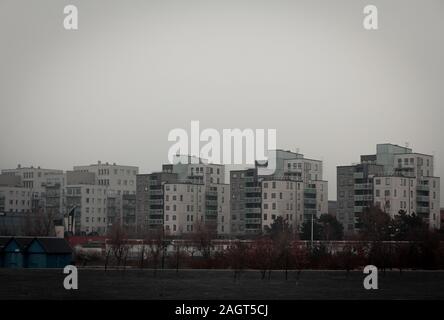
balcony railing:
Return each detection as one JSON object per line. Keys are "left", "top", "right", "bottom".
{"left": 354, "top": 205, "right": 368, "bottom": 213}
{"left": 416, "top": 206, "right": 429, "bottom": 214}
{"left": 354, "top": 172, "right": 364, "bottom": 179}
{"left": 355, "top": 183, "right": 372, "bottom": 190}
{"left": 245, "top": 218, "right": 262, "bottom": 225}
{"left": 245, "top": 208, "right": 261, "bottom": 214}
{"left": 416, "top": 195, "right": 429, "bottom": 202}
{"left": 148, "top": 219, "right": 163, "bottom": 225}
{"left": 304, "top": 188, "right": 316, "bottom": 194}
{"left": 304, "top": 198, "right": 317, "bottom": 205}
{"left": 245, "top": 187, "right": 261, "bottom": 193}
{"left": 354, "top": 195, "right": 373, "bottom": 201}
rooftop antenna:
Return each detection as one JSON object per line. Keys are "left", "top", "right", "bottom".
{"left": 405, "top": 141, "right": 410, "bottom": 149}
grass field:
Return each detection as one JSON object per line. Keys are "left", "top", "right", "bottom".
{"left": 0, "top": 268, "right": 443, "bottom": 300}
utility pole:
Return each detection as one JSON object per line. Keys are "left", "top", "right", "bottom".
{"left": 311, "top": 212, "right": 314, "bottom": 247}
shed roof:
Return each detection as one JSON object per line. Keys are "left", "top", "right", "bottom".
{"left": 33, "top": 238, "right": 72, "bottom": 254}
{"left": 0, "top": 236, "right": 12, "bottom": 252}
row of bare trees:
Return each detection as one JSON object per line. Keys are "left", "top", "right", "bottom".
{"left": 75, "top": 208, "right": 444, "bottom": 273}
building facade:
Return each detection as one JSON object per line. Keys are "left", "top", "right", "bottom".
{"left": 337, "top": 143, "right": 441, "bottom": 234}
{"left": 230, "top": 150, "right": 328, "bottom": 237}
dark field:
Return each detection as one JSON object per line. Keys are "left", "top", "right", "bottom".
{"left": 0, "top": 268, "right": 443, "bottom": 300}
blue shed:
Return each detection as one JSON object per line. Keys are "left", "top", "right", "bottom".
{"left": 27, "top": 238, "right": 73, "bottom": 268}
{"left": 3, "top": 237, "right": 33, "bottom": 268}
{"left": 0, "top": 237, "right": 12, "bottom": 267}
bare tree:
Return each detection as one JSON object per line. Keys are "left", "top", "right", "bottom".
{"left": 106, "top": 222, "right": 129, "bottom": 269}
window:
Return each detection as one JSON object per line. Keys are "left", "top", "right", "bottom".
{"left": 263, "top": 214, "right": 267, "bottom": 220}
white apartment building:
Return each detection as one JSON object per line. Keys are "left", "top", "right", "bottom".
{"left": 373, "top": 176, "right": 417, "bottom": 217}
{"left": 261, "top": 179, "right": 328, "bottom": 231}
{"left": 163, "top": 181, "right": 231, "bottom": 236}
{"left": 163, "top": 183, "right": 205, "bottom": 235}
{"left": 337, "top": 144, "right": 441, "bottom": 233}
{"left": 284, "top": 158, "right": 323, "bottom": 182}
{"left": 73, "top": 161, "right": 138, "bottom": 195}
{"left": 262, "top": 180, "right": 298, "bottom": 229}
{"left": 1, "top": 166, "right": 64, "bottom": 213}
{"left": 1, "top": 165, "right": 63, "bottom": 194}
{"left": 73, "top": 162, "right": 139, "bottom": 232}
{"left": 65, "top": 184, "right": 108, "bottom": 235}
{"left": 0, "top": 186, "right": 32, "bottom": 214}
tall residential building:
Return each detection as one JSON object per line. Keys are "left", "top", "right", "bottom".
{"left": 337, "top": 143, "right": 441, "bottom": 234}
{"left": 1, "top": 165, "right": 64, "bottom": 213}
{"left": 230, "top": 150, "right": 328, "bottom": 236}
{"left": 65, "top": 171, "right": 108, "bottom": 235}
{"left": 73, "top": 161, "right": 138, "bottom": 195}
{"left": 0, "top": 174, "right": 32, "bottom": 215}
{"left": 136, "top": 157, "right": 229, "bottom": 236}
{"left": 73, "top": 161, "right": 139, "bottom": 232}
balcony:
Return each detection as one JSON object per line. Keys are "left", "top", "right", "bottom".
{"left": 417, "top": 185, "right": 429, "bottom": 192}
{"left": 149, "top": 209, "right": 163, "bottom": 215}
{"left": 149, "top": 190, "right": 163, "bottom": 196}
{"left": 205, "top": 209, "right": 218, "bottom": 216}
{"left": 354, "top": 206, "right": 368, "bottom": 213}
{"left": 205, "top": 200, "right": 218, "bottom": 206}
{"left": 304, "top": 198, "right": 317, "bottom": 205}
{"left": 148, "top": 219, "right": 163, "bottom": 225}
{"left": 245, "top": 187, "right": 261, "bottom": 193}
{"left": 304, "top": 208, "right": 317, "bottom": 216}
{"left": 354, "top": 195, "right": 373, "bottom": 201}
{"left": 355, "top": 183, "right": 372, "bottom": 190}
{"left": 354, "top": 172, "right": 364, "bottom": 179}
{"left": 245, "top": 208, "right": 261, "bottom": 214}
{"left": 206, "top": 190, "right": 218, "bottom": 196}
{"left": 416, "top": 195, "right": 429, "bottom": 202}
{"left": 304, "top": 188, "right": 316, "bottom": 195}
{"left": 245, "top": 218, "right": 262, "bottom": 225}
{"left": 245, "top": 197, "right": 261, "bottom": 203}
{"left": 416, "top": 206, "right": 429, "bottom": 214}
{"left": 150, "top": 199, "right": 163, "bottom": 205}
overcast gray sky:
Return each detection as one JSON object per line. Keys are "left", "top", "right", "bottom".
{"left": 0, "top": 0, "right": 443, "bottom": 203}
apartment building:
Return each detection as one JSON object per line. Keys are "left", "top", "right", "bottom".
{"left": 230, "top": 150, "right": 328, "bottom": 236}
{"left": 163, "top": 182, "right": 205, "bottom": 235}
{"left": 65, "top": 171, "right": 108, "bottom": 235}
{"left": 73, "top": 161, "right": 138, "bottom": 195}
{"left": 73, "top": 161, "right": 139, "bottom": 232}
{"left": 136, "top": 171, "right": 178, "bottom": 233}
{"left": 136, "top": 157, "right": 229, "bottom": 236}
{"left": 1, "top": 165, "right": 64, "bottom": 213}
{"left": 337, "top": 143, "right": 441, "bottom": 233}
